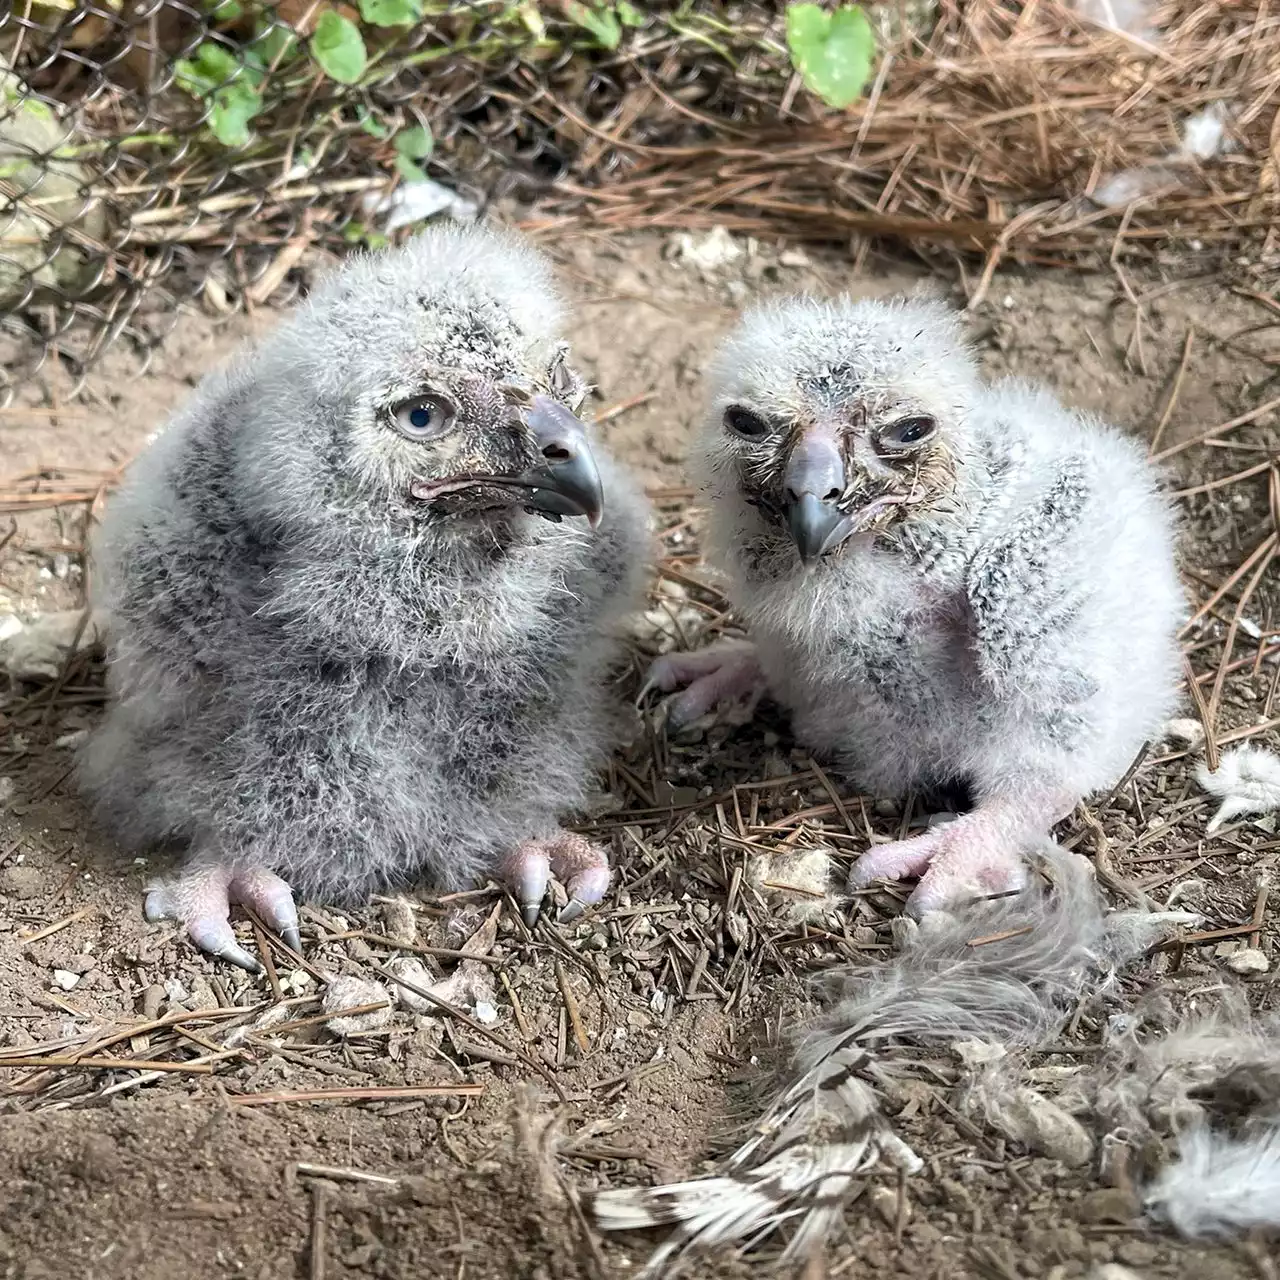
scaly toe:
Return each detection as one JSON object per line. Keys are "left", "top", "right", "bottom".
{"left": 849, "top": 828, "right": 944, "bottom": 890}
{"left": 905, "top": 845, "right": 1029, "bottom": 918}
{"left": 143, "top": 864, "right": 265, "bottom": 973}
{"left": 548, "top": 833, "right": 611, "bottom": 924}
{"left": 229, "top": 868, "right": 302, "bottom": 954}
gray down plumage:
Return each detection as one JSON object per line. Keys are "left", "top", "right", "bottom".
{"left": 78, "top": 222, "right": 651, "bottom": 913}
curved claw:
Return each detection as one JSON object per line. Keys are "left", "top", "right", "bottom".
{"left": 230, "top": 870, "right": 302, "bottom": 955}
{"left": 560, "top": 861, "right": 611, "bottom": 925}
{"left": 504, "top": 844, "right": 551, "bottom": 928}
{"left": 501, "top": 835, "right": 611, "bottom": 929}
{"left": 557, "top": 898, "right": 587, "bottom": 925}
{"left": 146, "top": 883, "right": 265, "bottom": 974}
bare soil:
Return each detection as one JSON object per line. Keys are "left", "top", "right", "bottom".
{"left": 1, "top": 230, "right": 1277, "bottom": 1280}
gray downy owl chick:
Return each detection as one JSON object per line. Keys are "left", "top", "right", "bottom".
{"left": 648, "top": 295, "right": 1183, "bottom": 914}
{"left": 78, "top": 222, "right": 652, "bottom": 972}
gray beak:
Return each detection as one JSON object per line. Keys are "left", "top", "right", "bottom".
{"left": 519, "top": 395, "right": 604, "bottom": 529}
{"left": 781, "top": 431, "right": 853, "bottom": 564}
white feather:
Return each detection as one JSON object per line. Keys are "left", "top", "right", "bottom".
{"left": 1196, "top": 745, "right": 1280, "bottom": 834}
{"left": 589, "top": 846, "right": 1162, "bottom": 1272}
{"left": 1145, "top": 1124, "right": 1280, "bottom": 1237}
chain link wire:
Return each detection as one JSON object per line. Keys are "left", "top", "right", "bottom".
{"left": 0, "top": 1, "right": 794, "bottom": 405}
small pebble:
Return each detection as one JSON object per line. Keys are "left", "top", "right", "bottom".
{"left": 379, "top": 897, "right": 417, "bottom": 946}
{"left": 1078, "top": 1186, "right": 1139, "bottom": 1225}
{"left": 473, "top": 1000, "right": 499, "bottom": 1026}
{"left": 0, "top": 865, "right": 43, "bottom": 899}
{"left": 869, "top": 1184, "right": 909, "bottom": 1226}
{"left": 51, "top": 969, "right": 81, "bottom": 990}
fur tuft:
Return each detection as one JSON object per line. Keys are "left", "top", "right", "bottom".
{"left": 1196, "top": 745, "right": 1280, "bottom": 834}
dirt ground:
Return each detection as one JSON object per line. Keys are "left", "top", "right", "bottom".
{"left": 1, "top": 228, "right": 1278, "bottom": 1280}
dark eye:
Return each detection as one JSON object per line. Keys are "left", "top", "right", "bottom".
{"left": 392, "top": 394, "right": 456, "bottom": 441}
{"left": 724, "top": 406, "right": 769, "bottom": 440}
{"left": 880, "top": 415, "right": 937, "bottom": 450}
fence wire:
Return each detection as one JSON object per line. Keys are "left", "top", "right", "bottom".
{"left": 0, "top": 1, "right": 790, "bottom": 404}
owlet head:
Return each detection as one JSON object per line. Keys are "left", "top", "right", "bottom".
{"left": 254, "top": 221, "right": 604, "bottom": 533}
{"left": 698, "top": 294, "right": 981, "bottom": 566}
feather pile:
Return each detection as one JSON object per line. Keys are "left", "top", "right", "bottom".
{"left": 1093, "top": 984, "right": 1280, "bottom": 1239}
{"left": 588, "top": 845, "right": 1173, "bottom": 1275}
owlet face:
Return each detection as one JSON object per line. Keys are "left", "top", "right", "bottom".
{"left": 380, "top": 342, "right": 603, "bottom": 529}
{"left": 266, "top": 223, "right": 608, "bottom": 535}
{"left": 702, "top": 296, "right": 981, "bottom": 566}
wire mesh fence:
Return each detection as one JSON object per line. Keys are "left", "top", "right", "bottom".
{"left": 1, "top": 0, "right": 1277, "bottom": 406}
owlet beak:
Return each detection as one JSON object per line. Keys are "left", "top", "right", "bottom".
{"left": 519, "top": 395, "right": 604, "bottom": 529}
{"left": 781, "top": 430, "right": 854, "bottom": 564}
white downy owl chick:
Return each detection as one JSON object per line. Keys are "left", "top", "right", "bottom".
{"left": 78, "top": 222, "right": 651, "bottom": 971}
{"left": 649, "top": 294, "right": 1183, "bottom": 913}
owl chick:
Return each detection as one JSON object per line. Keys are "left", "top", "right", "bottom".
{"left": 650, "top": 295, "right": 1183, "bottom": 914}
{"left": 78, "top": 222, "right": 651, "bottom": 972}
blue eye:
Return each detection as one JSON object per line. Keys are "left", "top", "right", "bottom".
{"left": 393, "top": 394, "right": 455, "bottom": 440}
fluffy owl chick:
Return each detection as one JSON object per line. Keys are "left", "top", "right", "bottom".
{"left": 78, "top": 222, "right": 651, "bottom": 972}
{"left": 650, "top": 295, "right": 1182, "bottom": 914}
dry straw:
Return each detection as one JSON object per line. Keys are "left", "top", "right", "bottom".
{"left": 537, "top": 0, "right": 1280, "bottom": 273}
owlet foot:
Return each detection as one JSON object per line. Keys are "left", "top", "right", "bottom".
{"left": 641, "top": 638, "right": 766, "bottom": 727}
{"left": 144, "top": 861, "right": 302, "bottom": 974}
{"left": 501, "top": 831, "right": 611, "bottom": 928}
{"left": 849, "top": 809, "right": 1030, "bottom": 918}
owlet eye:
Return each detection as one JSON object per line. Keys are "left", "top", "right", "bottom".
{"left": 724, "top": 406, "right": 769, "bottom": 440}
{"left": 392, "top": 394, "right": 456, "bottom": 441}
{"left": 880, "top": 415, "right": 937, "bottom": 450}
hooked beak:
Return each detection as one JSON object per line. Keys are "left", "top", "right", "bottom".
{"left": 781, "top": 430, "right": 854, "bottom": 564}
{"left": 519, "top": 395, "right": 604, "bottom": 529}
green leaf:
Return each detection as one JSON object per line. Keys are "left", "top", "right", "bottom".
{"left": 785, "top": 3, "right": 875, "bottom": 109}
{"left": 174, "top": 41, "right": 241, "bottom": 97}
{"left": 208, "top": 80, "right": 262, "bottom": 147}
{"left": 358, "top": 109, "right": 390, "bottom": 139}
{"left": 203, "top": 0, "right": 243, "bottom": 22}
{"left": 394, "top": 124, "right": 433, "bottom": 160}
{"left": 616, "top": 0, "right": 645, "bottom": 26}
{"left": 343, "top": 222, "right": 389, "bottom": 250}
{"left": 359, "top": 0, "right": 422, "bottom": 25}
{"left": 565, "top": 1, "right": 621, "bottom": 49}
{"left": 254, "top": 22, "right": 301, "bottom": 67}
{"left": 395, "top": 154, "right": 429, "bottom": 184}
{"left": 311, "top": 12, "right": 367, "bottom": 84}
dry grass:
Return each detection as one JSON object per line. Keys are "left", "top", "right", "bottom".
{"left": 534, "top": 0, "right": 1280, "bottom": 281}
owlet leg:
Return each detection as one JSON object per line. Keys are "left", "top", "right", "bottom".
{"left": 641, "top": 638, "right": 767, "bottom": 727}
{"left": 850, "top": 789, "right": 1074, "bottom": 917}
{"left": 501, "top": 831, "right": 611, "bottom": 928}
{"left": 144, "top": 860, "right": 301, "bottom": 973}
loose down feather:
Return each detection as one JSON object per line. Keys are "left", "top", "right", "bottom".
{"left": 588, "top": 844, "right": 1155, "bottom": 1274}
